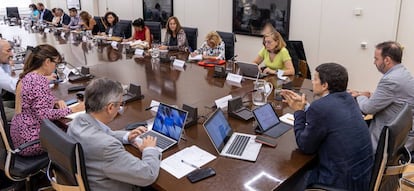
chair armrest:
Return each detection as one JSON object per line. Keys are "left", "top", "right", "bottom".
{"left": 14, "top": 139, "right": 40, "bottom": 153}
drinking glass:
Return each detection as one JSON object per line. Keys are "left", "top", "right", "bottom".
{"left": 253, "top": 80, "right": 273, "bottom": 106}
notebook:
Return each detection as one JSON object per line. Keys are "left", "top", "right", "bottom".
{"left": 236, "top": 61, "right": 268, "bottom": 79}
{"left": 203, "top": 108, "right": 262, "bottom": 161}
{"left": 140, "top": 103, "right": 188, "bottom": 152}
{"left": 252, "top": 103, "right": 292, "bottom": 138}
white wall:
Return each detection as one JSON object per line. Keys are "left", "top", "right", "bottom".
{"left": 44, "top": 0, "right": 414, "bottom": 91}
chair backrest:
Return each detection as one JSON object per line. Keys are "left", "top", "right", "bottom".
{"left": 286, "top": 40, "right": 311, "bottom": 79}
{"left": 370, "top": 103, "right": 413, "bottom": 191}
{"left": 93, "top": 16, "right": 106, "bottom": 35}
{"left": 118, "top": 20, "right": 132, "bottom": 39}
{"left": 40, "top": 119, "right": 90, "bottom": 191}
{"left": 182, "top": 27, "right": 198, "bottom": 52}
{"left": 0, "top": 96, "right": 14, "bottom": 165}
{"left": 217, "top": 31, "right": 236, "bottom": 60}
{"left": 6, "top": 7, "right": 20, "bottom": 19}
{"left": 145, "top": 21, "right": 162, "bottom": 43}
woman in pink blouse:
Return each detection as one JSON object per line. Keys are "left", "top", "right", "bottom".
{"left": 10, "top": 44, "right": 84, "bottom": 157}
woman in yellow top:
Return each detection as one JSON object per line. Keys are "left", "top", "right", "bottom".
{"left": 253, "top": 31, "right": 295, "bottom": 76}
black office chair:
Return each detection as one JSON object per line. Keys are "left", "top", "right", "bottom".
{"left": 216, "top": 31, "right": 237, "bottom": 61}
{"left": 182, "top": 27, "right": 198, "bottom": 52}
{"left": 40, "top": 119, "right": 90, "bottom": 191}
{"left": 286, "top": 40, "right": 311, "bottom": 79}
{"left": 6, "top": 7, "right": 20, "bottom": 26}
{"left": 369, "top": 103, "right": 412, "bottom": 191}
{"left": 93, "top": 16, "right": 106, "bottom": 35}
{"left": 0, "top": 97, "right": 49, "bottom": 191}
{"left": 145, "top": 21, "right": 162, "bottom": 43}
{"left": 118, "top": 20, "right": 132, "bottom": 39}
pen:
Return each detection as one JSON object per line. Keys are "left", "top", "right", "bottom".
{"left": 181, "top": 160, "right": 200, "bottom": 169}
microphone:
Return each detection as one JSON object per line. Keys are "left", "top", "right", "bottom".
{"left": 64, "top": 61, "right": 83, "bottom": 76}
{"left": 229, "top": 54, "right": 238, "bottom": 61}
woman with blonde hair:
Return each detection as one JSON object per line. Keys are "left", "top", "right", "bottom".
{"left": 191, "top": 31, "right": 225, "bottom": 60}
{"left": 253, "top": 31, "right": 294, "bottom": 75}
{"left": 79, "top": 11, "right": 96, "bottom": 31}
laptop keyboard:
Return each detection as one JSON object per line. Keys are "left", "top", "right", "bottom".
{"left": 140, "top": 131, "right": 174, "bottom": 150}
{"left": 226, "top": 135, "right": 250, "bottom": 156}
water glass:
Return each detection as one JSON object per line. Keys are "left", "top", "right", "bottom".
{"left": 56, "top": 63, "right": 66, "bottom": 80}
{"left": 226, "top": 60, "right": 234, "bottom": 72}
{"left": 151, "top": 43, "right": 160, "bottom": 58}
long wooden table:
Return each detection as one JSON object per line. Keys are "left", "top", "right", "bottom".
{"left": 2, "top": 25, "right": 316, "bottom": 191}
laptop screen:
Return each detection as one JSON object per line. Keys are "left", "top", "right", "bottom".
{"left": 253, "top": 103, "right": 280, "bottom": 131}
{"left": 203, "top": 109, "right": 232, "bottom": 152}
{"left": 152, "top": 103, "right": 188, "bottom": 141}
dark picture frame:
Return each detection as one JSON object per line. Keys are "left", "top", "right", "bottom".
{"left": 143, "top": 0, "right": 174, "bottom": 28}
{"left": 233, "top": 0, "right": 291, "bottom": 38}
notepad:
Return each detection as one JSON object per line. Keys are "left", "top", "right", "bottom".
{"left": 188, "top": 54, "right": 202, "bottom": 61}
{"left": 160, "top": 145, "right": 216, "bottom": 179}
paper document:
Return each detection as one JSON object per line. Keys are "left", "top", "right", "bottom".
{"left": 188, "top": 54, "right": 202, "bottom": 61}
{"left": 161, "top": 145, "right": 216, "bottom": 179}
{"left": 280, "top": 113, "right": 294, "bottom": 125}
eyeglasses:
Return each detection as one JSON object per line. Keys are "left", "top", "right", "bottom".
{"left": 264, "top": 40, "right": 275, "bottom": 45}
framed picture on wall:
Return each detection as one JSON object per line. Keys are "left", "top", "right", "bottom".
{"left": 233, "top": 0, "right": 291, "bottom": 39}
{"left": 67, "top": 0, "right": 81, "bottom": 9}
{"left": 142, "top": 0, "right": 173, "bottom": 28}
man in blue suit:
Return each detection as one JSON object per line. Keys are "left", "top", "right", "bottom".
{"left": 36, "top": 3, "right": 53, "bottom": 22}
{"left": 281, "top": 63, "right": 373, "bottom": 190}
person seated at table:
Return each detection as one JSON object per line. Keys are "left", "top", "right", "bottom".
{"left": 190, "top": 31, "right": 225, "bottom": 60}
{"left": 159, "top": 16, "right": 188, "bottom": 51}
{"left": 36, "top": 3, "right": 53, "bottom": 23}
{"left": 79, "top": 11, "right": 97, "bottom": 31}
{"left": 253, "top": 31, "right": 295, "bottom": 75}
{"left": 29, "top": 4, "right": 40, "bottom": 24}
{"left": 0, "top": 40, "right": 17, "bottom": 122}
{"left": 50, "top": 8, "right": 70, "bottom": 27}
{"left": 10, "top": 44, "right": 85, "bottom": 157}
{"left": 67, "top": 77, "right": 161, "bottom": 190}
{"left": 65, "top": 7, "right": 81, "bottom": 30}
{"left": 123, "top": 18, "right": 151, "bottom": 44}
{"left": 281, "top": 63, "right": 373, "bottom": 190}
{"left": 102, "top": 11, "right": 124, "bottom": 37}
{"left": 48, "top": 8, "right": 59, "bottom": 25}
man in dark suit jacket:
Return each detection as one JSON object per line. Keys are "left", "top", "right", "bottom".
{"left": 36, "top": 3, "right": 53, "bottom": 22}
{"left": 54, "top": 8, "right": 71, "bottom": 27}
{"left": 281, "top": 63, "right": 373, "bottom": 190}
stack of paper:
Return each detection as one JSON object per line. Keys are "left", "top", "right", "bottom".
{"left": 160, "top": 145, "right": 216, "bottom": 179}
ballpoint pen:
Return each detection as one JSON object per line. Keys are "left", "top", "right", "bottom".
{"left": 181, "top": 160, "right": 200, "bottom": 169}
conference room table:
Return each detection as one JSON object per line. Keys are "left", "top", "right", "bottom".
{"left": 1, "top": 25, "right": 316, "bottom": 191}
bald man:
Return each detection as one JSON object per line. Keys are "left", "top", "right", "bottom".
{"left": 0, "top": 40, "right": 18, "bottom": 121}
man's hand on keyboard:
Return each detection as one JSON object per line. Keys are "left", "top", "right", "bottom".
{"left": 128, "top": 126, "right": 147, "bottom": 142}
{"left": 137, "top": 136, "right": 157, "bottom": 152}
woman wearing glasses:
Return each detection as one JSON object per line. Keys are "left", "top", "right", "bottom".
{"left": 253, "top": 31, "right": 295, "bottom": 76}
{"left": 10, "top": 44, "right": 84, "bottom": 157}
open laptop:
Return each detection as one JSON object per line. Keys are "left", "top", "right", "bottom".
{"left": 253, "top": 103, "right": 292, "bottom": 138}
{"left": 203, "top": 108, "right": 262, "bottom": 161}
{"left": 140, "top": 103, "right": 188, "bottom": 152}
{"left": 236, "top": 61, "right": 268, "bottom": 79}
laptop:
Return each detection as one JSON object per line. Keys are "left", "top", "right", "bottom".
{"left": 236, "top": 61, "right": 268, "bottom": 79}
{"left": 252, "top": 103, "right": 292, "bottom": 138}
{"left": 203, "top": 108, "right": 262, "bottom": 161}
{"left": 140, "top": 103, "right": 188, "bottom": 152}
{"left": 228, "top": 96, "right": 253, "bottom": 121}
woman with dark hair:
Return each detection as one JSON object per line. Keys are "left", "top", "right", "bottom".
{"left": 29, "top": 4, "right": 40, "bottom": 23}
{"left": 103, "top": 11, "right": 123, "bottom": 37}
{"left": 79, "top": 11, "right": 96, "bottom": 31}
{"left": 159, "top": 16, "right": 188, "bottom": 51}
{"left": 124, "top": 18, "right": 151, "bottom": 44}
{"left": 10, "top": 44, "right": 84, "bottom": 157}
{"left": 253, "top": 31, "right": 295, "bottom": 75}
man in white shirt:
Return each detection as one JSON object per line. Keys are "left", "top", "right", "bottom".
{"left": 0, "top": 40, "right": 18, "bottom": 121}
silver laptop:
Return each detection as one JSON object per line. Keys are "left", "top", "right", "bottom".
{"left": 203, "top": 108, "right": 262, "bottom": 161}
{"left": 252, "top": 103, "right": 292, "bottom": 138}
{"left": 140, "top": 103, "right": 188, "bottom": 152}
{"left": 236, "top": 61, "right": 268, "bottom": 79}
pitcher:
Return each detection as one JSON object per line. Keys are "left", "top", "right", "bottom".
{"left": 253, "top": 80, "right": 273, "bottom": 106}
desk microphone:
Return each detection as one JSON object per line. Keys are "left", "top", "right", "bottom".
{"left": 229, "top": 54, "right": 238, "bottom": 61}
{"left": 64, "top": 61, "right": 83, "bottom": 76}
